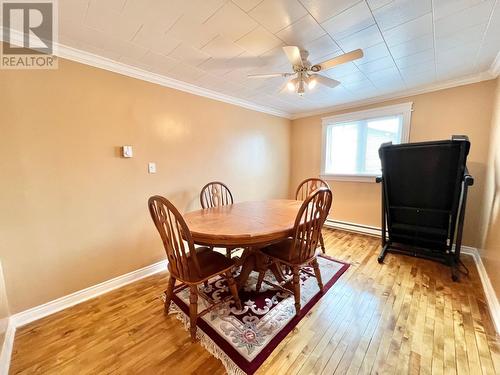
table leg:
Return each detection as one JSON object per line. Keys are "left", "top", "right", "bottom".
{"left": 237, "top": 248, "right": 255, "bottom": 289}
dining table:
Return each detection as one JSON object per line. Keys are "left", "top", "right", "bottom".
{"left": 183, "top": 199, "right": 303, "bottom": 288}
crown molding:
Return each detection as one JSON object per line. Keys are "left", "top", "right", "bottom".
{"left": 490, "top": 51, "right": 500, "bottom": 77}
{"left": 290, "top": 70, "right": 497, "bottom": 120}
{"left": 1, "top": 29, "right": 292, "bottom": 119}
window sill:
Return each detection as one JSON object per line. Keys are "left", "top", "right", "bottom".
{"left": 320, "top": 174, "right": 379, "bottom": 183}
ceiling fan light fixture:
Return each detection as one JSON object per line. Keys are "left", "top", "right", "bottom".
{"left": 307, "top": 75, "right": 317, "bottom": 89}
{"left": 297, "top": 80, "right": 305, "bottom": 95}
{"left": 287, "top": 80, "right": 296, "bottom": 91}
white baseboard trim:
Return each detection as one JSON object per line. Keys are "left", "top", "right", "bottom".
{"left": 11, "top": 260, "right": 168, "bottom": 329}
{"left": 460, "top": 247, "right": 500, "bottom": 334}
{"left": 0, "top": 319, "right": 15, "bottom": 375}
{"left": 325, "top": 219, "right": 500, "bottom": 334}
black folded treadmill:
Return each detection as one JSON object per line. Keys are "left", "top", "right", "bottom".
{"left": 376, "top": 135, "right": 474, "bottom": 281}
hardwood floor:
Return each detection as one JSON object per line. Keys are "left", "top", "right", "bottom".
{"left": 10, "top": 229, "right": 500, "bottom": 374}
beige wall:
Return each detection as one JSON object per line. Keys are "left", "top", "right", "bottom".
{"left": 291, "top": 80, "right": 497, "bottom": 247}
{"left": 480, "top": 78, "right": 500, "bottom": 299}
{"left": 0, "top": 59, "right": 291, "bottom": 313}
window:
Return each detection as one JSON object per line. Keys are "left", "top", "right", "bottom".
{"left": 321, "top": 102, "right": 412, "bottom": 182}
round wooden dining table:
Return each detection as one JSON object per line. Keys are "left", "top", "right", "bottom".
{"left": 184, "top": 199, "right": 303, "bottom": 287}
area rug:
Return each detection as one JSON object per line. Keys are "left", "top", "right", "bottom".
{"left": 165, "top": 254, "right": 349, "bottom": 375}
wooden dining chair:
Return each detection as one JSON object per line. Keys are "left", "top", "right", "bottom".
{"left": 257, "top": 187, "right": 333, "bottom": 315}
{"left": 200, "top": 181, "right": 234, "bottom": 209}
{"left": 295, "top": 178, "right": 331, "bottom": 253}
{"left": 200, "top": 181, "right": 236, "bottom": 258}
{"left": 148, "top": 195, "right": 242, "bottom": 342}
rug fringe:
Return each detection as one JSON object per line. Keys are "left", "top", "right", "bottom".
{"left": 168, "top": 302, "right": 247, "bottom": 375}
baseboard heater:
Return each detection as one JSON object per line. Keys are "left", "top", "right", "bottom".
{"left": 324, "top": 219, "right": 382, "bottom": 237}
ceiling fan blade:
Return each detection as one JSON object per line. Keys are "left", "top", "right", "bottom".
{"left": 313, "top": 49, "right": 364, "bottom": 72}
{"left": 315, "top": 75, "right": 341, "bottom": 88}
{"left": 282, "top": 46, "right": 304, "bottom": 68}
{"left": 247, "top": 72, "right": 291, "bottom": 78}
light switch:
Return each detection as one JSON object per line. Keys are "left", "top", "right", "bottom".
{"left": 148, "top": 162, "right": 157, "bottom": 174}
{"left": 122, "top": 145, "right": 133, "bottom": 158}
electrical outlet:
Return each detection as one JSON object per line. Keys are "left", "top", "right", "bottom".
{"left": 148, "top": 162, "right": 156, "bottom": 174}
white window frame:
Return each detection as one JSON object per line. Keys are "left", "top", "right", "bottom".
{"left": 320, "top": 102, "right": 413, "bottom": 183}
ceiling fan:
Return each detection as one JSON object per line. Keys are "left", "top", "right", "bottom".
{"left": 247, "top": 46, "right": 364, "bottom": 96}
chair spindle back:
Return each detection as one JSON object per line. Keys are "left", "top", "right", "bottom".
{"left": 295, "top": 178, "right": 330, "bottom": 200}
{"left": 200, "top": 181, "right": 234, "bottom": 209}
{"left": 148, "top": 196, "right": 201, "bottom": 280}
{"left": 290, "top": 187, "right": 332, "bottom": 262}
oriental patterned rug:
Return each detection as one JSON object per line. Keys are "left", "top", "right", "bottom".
{"left": 164, "top": 254, "right": 349, "bottom": 375}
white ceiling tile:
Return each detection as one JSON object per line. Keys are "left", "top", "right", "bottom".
{"left": 174, "top": 0, "right": 228, "bottom": 23}
{"left": 204, "top": 2, "right": 258, "bottom": 41}
{"left": 235, "top": 26, "right": 282, "bottom": 56}
{"left": 383, "top": 13, "right": 433, "bottom": 46}
{"left": 373, "top": 0, "right": 431, "bottom": 31}
{"left": 400, "top": 63, "right": 435, "bottom": 77}
{"left": 434, "top": 0, "right": 494, "bottom": 36}
{"left": 437, "top": 41, "right": 480, "bottom": 64}
{"left": 321, "top": 2, "right": 375, "bottom": 40}
{"left": 248, "top": 0, "right": 307, "bottom": 33}
{"left": 141, "top": 51, "right": 179, "bottom": 75}
{"left": 132, "top": 23, "right": 180, "bottom": 53}
{"left": 122, "top": 0, "right": 183, "bottom": 26}
{"left": 354, "top": 42, "right": 390, "bottom": 64}
{"left": 197, "top": 58, "right": 235, "bottom": 76}
{"left": 395, "top": 49, "right": 434, "bottom": 69}
{"left": 388, "top": 33, "right": 433, "bottom": 59}
{"left": 476, "top": 2, "right": 500, "bottom": 70}
{"left": 222, "top": 51, "right": 271, "bottom": 71}
{"left": 342, "top": 79, "right": 376, "bottom": 91}
{"left": 167, "top": 64, "right": 206, "bottom": 83}
{"left": 404, "top": 71, "right": 437, "bottom": 87}
{"left": 433, "top": 0, "right": 489, "bottom": 20}
{"left": 357, "top": 56, "right": 396, "bottom": 73}
{"left": 195, "top": 73, "right": 227, "bottom": 88}
{"left": 90, "top": 0, "right": 126, "bottom": 12}
{"left": 303, "top": 35, "right": 341, "bottom": 61}
{"left": 202, "top": 35, "right": 246, "bottom": 59}
{"left": 59, "top": 0, "right": 89, "bottom": 23}
{"left": 299, "top": 0, "right": 363, "bottom": 23}
{"left": 367, "top": 0, "right": 393, "bottom": 10}
{"left": 232, "top": 0, "right": 264, "bottom": 12}
{"left": 337, "top": 24, "right": 384, "bottom": 51}
{"left": 84, "top": 0, "right": 142, "bottom": 40}
{"left": 336, "top": 70, "right": 368, "bottom": 83}
{"left": 367, "top": 66, "right": 401, "bottom": 81}
{"left": 167, "top": 16, "right": 219, "bottom": 49}
{"left": 436, "top": 23, "right": 487, "bottom": 52}
{"left": 277, "top": 15, "right": 326, "bottom": 45}
{"left": 168, "top": 44, "right": 211, "bottom": 67}
{"left": 437, "top": 60, "right": 476, "bottom": 80}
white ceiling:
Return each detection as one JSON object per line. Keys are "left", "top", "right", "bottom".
{"left": 56, "top": 0, "right": 500, "bottom": 116}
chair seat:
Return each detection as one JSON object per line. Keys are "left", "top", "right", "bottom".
{"left": 170, "top": 247, "right": 235, "bottom": 282}
{"left": 261, "top": 239, "right": 302, "bottom": 264}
